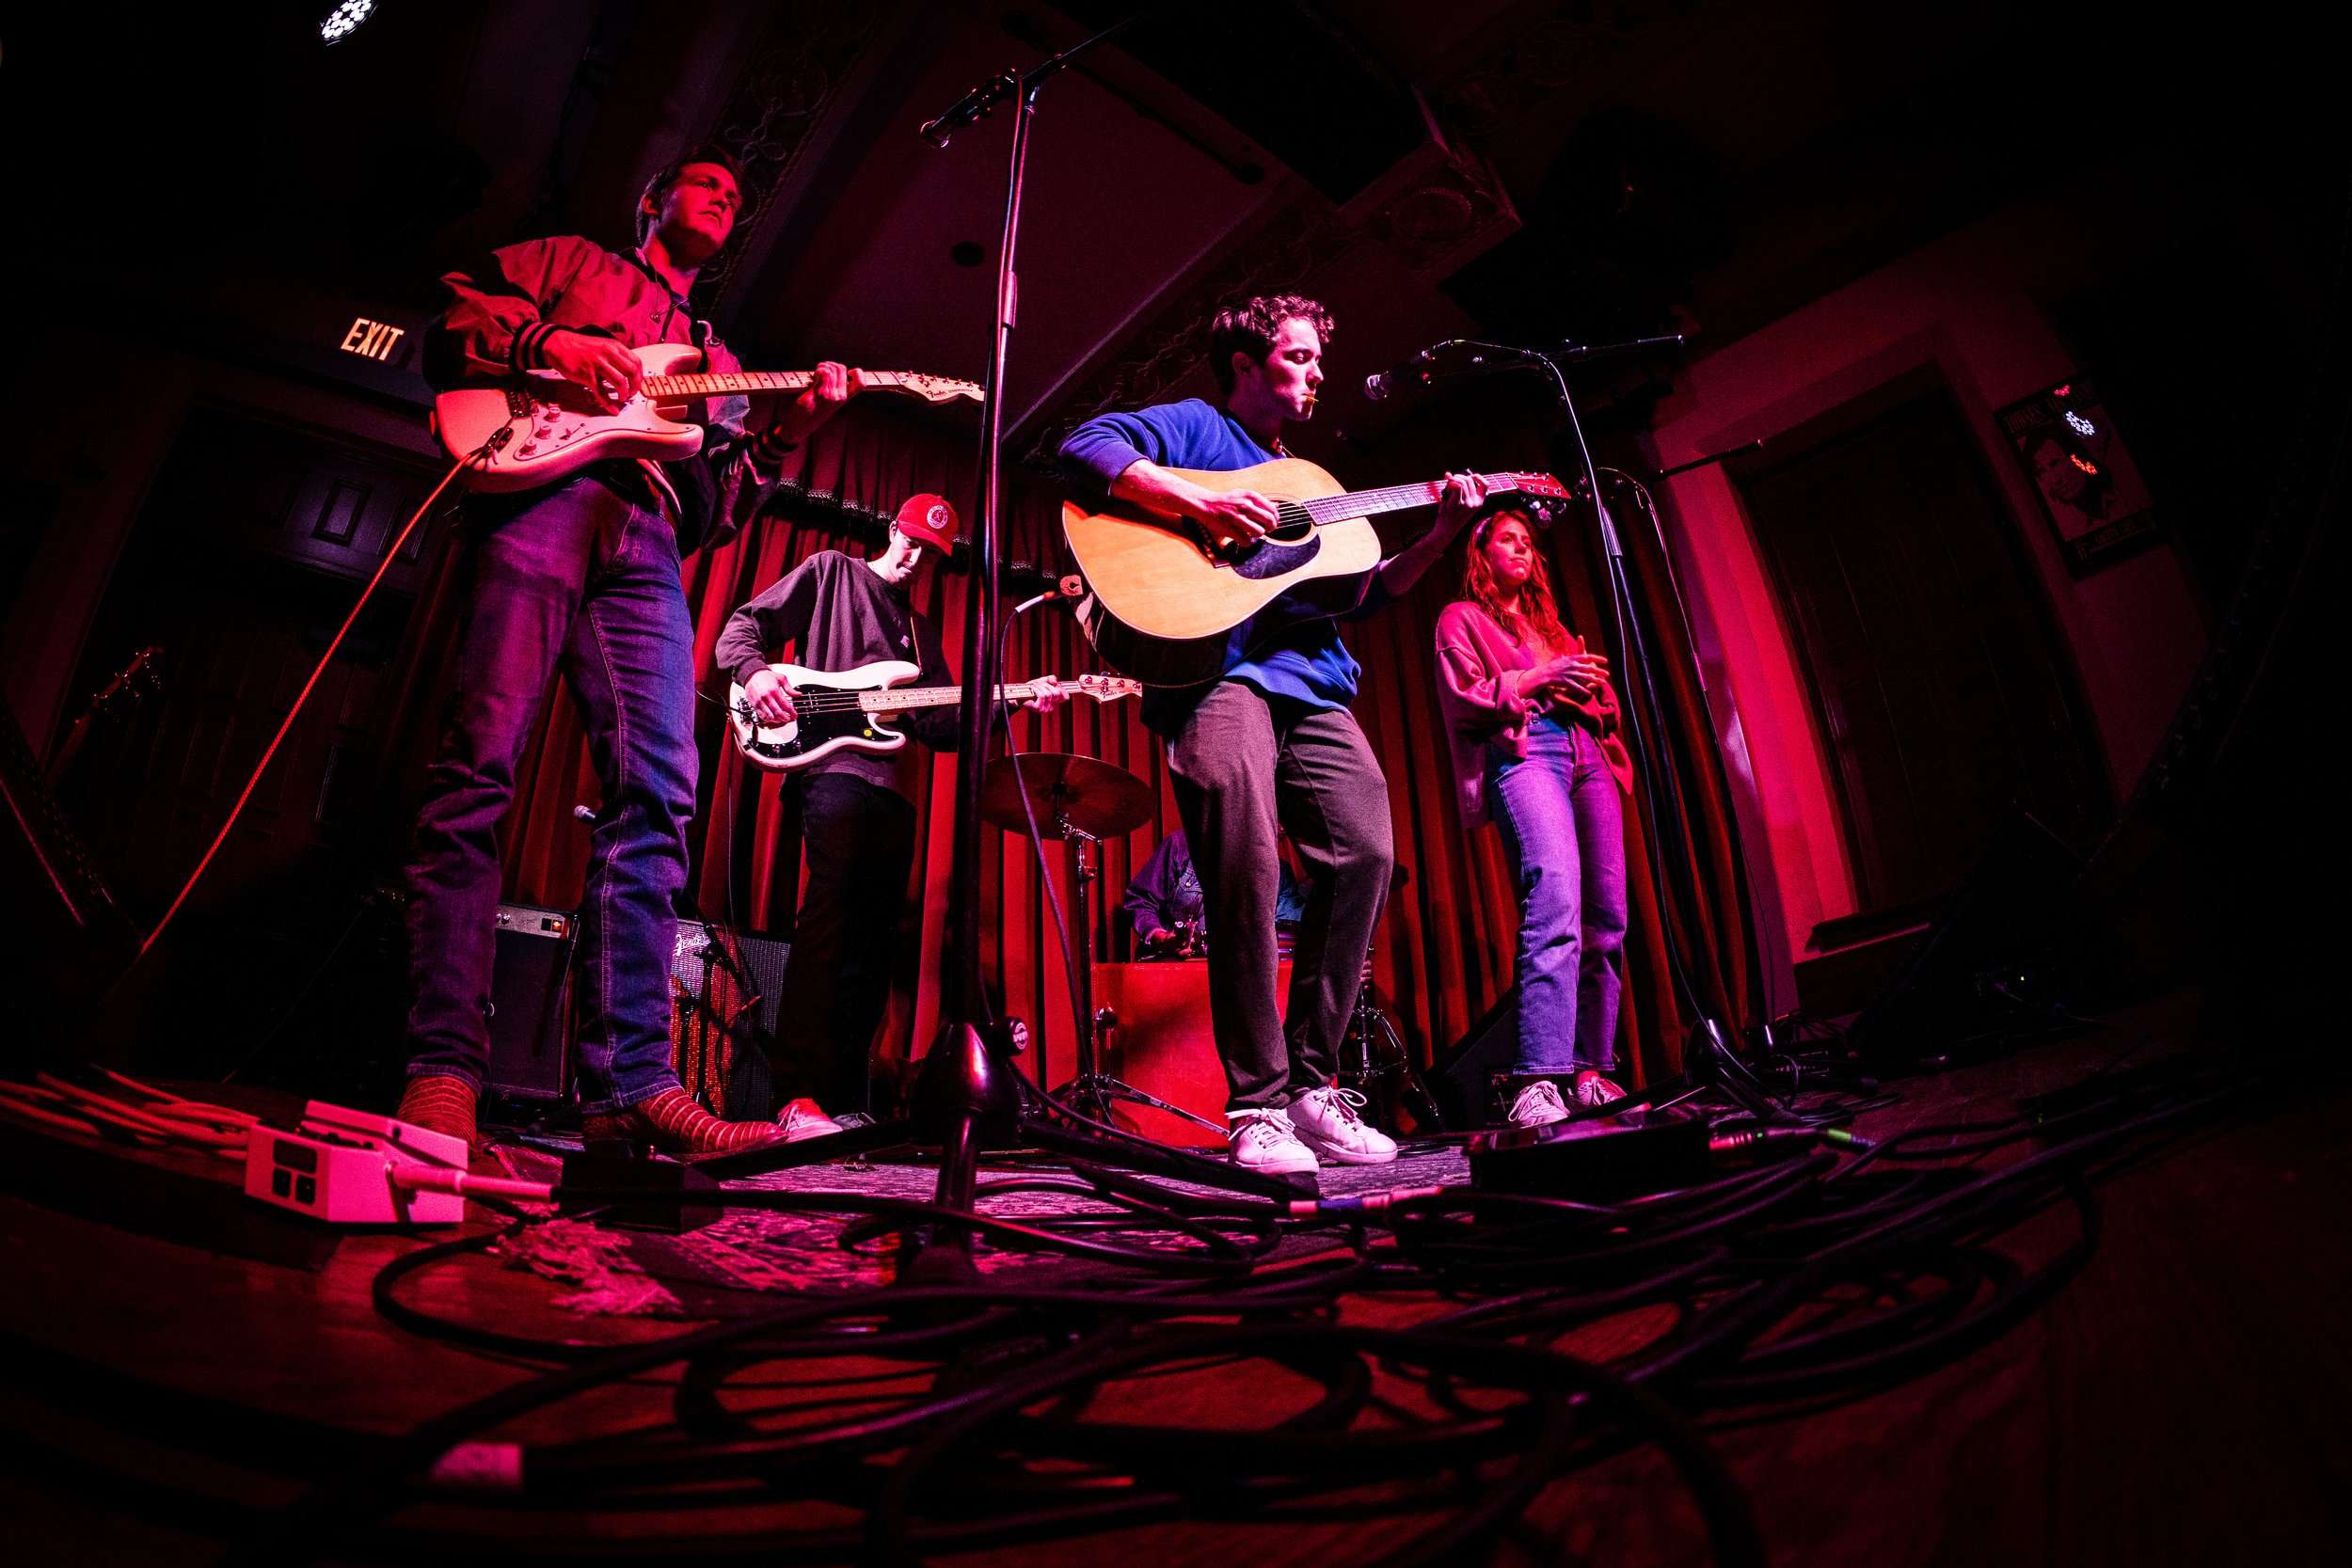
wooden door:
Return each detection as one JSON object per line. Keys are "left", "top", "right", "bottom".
{"left": 1734, "top": 386, "right": 2109, "bottom": 915}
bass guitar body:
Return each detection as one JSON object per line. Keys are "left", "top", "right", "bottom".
{"left": 725, "top": 661, "right": 1142, "bottom": 772}
{"left": 1062, "top": 459, "right": 1381, "bottom": 689}
{"left": 725, "top": 660, "right": 924, "bottom": 774}
{"left": 431, "top": 343, "right": 711, "bottom": 493}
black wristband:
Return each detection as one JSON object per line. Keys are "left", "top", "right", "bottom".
{"left": 751, "top": 424, "right": 800, "bottom": 465}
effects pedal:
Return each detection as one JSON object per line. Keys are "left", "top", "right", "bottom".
{"left": 1467, "top": 1105, "right": 1712, "bottom": 1203}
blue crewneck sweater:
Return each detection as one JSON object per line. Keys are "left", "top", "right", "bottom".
{"left": 1059, "top": 398, "right": 1391, "bottom": 734}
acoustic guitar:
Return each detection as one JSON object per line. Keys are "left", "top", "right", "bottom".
{"left": 1061, "top": 459, "right": 1572, "bottom": 686}
{"left": 431, "top": 343, "right": 981, "bottom": 492}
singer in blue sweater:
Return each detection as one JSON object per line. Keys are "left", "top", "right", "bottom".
{"left": 1059, "top": 294, "right": 1486, "bottom": 1175}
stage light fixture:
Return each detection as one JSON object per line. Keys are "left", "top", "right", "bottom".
{"left": 320, "top": 0, "right": 375, "bottom": 45}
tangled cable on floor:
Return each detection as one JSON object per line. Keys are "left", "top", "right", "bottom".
{"left": 121, "top": 1047, "right": 2249, "bottom": 1566}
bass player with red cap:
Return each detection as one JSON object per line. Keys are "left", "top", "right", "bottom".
{"left": 714, "top": 495, "right": 1065, "bottom": 1128}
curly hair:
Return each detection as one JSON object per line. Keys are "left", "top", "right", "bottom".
{"left": 1461, "top": 509, "right": 1570, "bottom": 653}
{"left": 1207, "top": 293, "right": 1334, "bottom": 396}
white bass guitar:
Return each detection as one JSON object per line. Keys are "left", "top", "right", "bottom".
{"left": 726, "top": 660, "right": 1141, "bottom": 773}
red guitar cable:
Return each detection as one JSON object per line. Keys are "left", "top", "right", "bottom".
{"left": 135, "top": 451, "right": 475, "bottom": 959}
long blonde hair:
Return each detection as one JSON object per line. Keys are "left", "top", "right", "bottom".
{"left": 1462, "top": 509, "right": 1569, "bottom": 652}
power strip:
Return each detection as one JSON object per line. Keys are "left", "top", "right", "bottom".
{"left": 243, "top": 1101, "right": 471, "bottom": 1225}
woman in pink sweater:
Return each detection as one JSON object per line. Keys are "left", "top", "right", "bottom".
{"left": 1434, "top": 511, "right": 1635, "bottom": 1128}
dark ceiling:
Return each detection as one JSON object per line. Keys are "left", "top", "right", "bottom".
{"left": 4, "top": 1, "right": 2334, "bottom": 460}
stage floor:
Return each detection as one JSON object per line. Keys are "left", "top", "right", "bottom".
{"left": 3, "top": 991, "right": 2347, "bottom": 1566}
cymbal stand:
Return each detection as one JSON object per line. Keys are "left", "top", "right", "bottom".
{"left": 1051, "top": 807, "right": 1226, "bottom": 1138}
{"left": 1337, "top": 953, "right": 1448, "bottom": 1134}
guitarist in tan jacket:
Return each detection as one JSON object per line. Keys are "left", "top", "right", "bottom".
{"left": 1058, "top": 294, "right": 1487, "bottom": 1175}
{"left": 395, "top": 145, "right": 855, "bottom": 1156}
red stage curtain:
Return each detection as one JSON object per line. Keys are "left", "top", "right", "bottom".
{"left": 376, "top": 396, "right": 1761, "bottom": 1105}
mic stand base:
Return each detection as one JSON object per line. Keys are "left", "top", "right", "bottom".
{"left": 1683, "top": 1017, "right": 1784, "bottom": 1120}
{"left": 1016, "top": 1114, "right": 1311, "bottom": 1198}
{"left": 1056, "top": 1070, "right": 1230, "bottom": 1139}
{"left": 903, "top": 1020, "right": 1025, "bottom": 1274}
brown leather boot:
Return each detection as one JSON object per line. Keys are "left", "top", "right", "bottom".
{"left": 396, "top": 1075, "right": 480, "bottom": 1150}
{"left": 580, "top": 1086, "right": 783, "bottom": 1157}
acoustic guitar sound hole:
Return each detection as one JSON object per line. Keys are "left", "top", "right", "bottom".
{"left": 1200, "top": 499, "right": 1322, "bottom": 579}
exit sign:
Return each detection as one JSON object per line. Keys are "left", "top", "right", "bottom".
{"left": 339, "top": 317, "right": 407, "bottom": 363}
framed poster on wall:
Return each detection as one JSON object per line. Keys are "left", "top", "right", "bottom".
{"left": 1994, "top": 379, "right": 2158, "bottom": 576}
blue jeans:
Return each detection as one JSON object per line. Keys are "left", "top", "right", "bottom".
{"left": 404, "top": 475, "right": 697, "bottom": 1115}
{"left": 1486, "top": 716, "right": 1629, "bottom": 1073}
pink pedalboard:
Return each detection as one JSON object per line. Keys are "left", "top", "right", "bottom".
{"left": 243, "top": 1101, "right": 470, "bottom": 1225}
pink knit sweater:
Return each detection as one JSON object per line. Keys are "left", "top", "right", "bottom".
{"left": 1433, "top": 598, "right": 1634, "bottom": 826}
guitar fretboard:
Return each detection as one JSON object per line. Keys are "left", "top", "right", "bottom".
{"left": 857, "top": 683, "right": 1039, "bottom": 713}
{"left": 1294, "top": 473, "right": 1542, "bottom": 524}
{"left": 781, "top": 683, "right": 1043, "bottom": 717}
{"left": 644, "top": 370, "right": 966, "bottom": 400}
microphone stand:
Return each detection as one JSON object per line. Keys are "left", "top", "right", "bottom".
{"left": 1479, "top": 340, "right": 1782, "bottom": 1118}
{"left": 901, "top": 11, "right": 1299, "bottom": 1284}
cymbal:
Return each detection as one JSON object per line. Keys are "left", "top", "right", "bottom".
{"left": 981, "top": 752, "right": 1154, "bottom": 839}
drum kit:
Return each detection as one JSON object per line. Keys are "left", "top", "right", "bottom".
{"left": 979, "top": 752, "right": 1443, "bottom": 1138}
{"left": 979, "top": 752, "right": 1218, "bottom": 1134}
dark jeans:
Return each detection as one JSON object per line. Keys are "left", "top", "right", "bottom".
{"left": 773, "top": 769, "right": 917, "bottom": 1115}
{"left": 1166, "top": 683, "right": 1394, "bottom": 1111}
{"left": 1486, "top": 716, "right": 1628, "bottom": 1072}
{"left": 404, "top": 476, "right": 698, "bottom": 1115}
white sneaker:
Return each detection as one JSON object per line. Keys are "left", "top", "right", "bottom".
{"left": 1285, "top": 1086, "right": 1398, "bottom": 1165}
{"left": 1507, "top": 1079, "right": 1571, "bottom": 1130}
{"left": 775, "top": 1098, "right": 845, "bottom": 1142}
{"left": 1571, "top": 1072, "right": 1627, "bottom": 1109}
{"left": 1227, "top": 1108, "right": 1319, "bottom": 1174}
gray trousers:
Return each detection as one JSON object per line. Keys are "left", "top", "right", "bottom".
{"left": 1165, "top": 683, "right": 1395, "bottom": 1111}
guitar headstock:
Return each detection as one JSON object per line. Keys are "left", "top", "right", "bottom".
{"left": 93, "top": 645, "right": 165, "bottom": 714}
{"left": 882, "top": 372, "right": 984, "bottom": 405}
{"left": 1071, "top": 673, "right": 1143, "bottom": 703}
{"left": 1486, "top": 471, "right": 1581, "bottom": 529}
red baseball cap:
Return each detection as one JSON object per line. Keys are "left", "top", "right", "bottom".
{"left": 893, "top": 493, "right": 960, "bottom": 552}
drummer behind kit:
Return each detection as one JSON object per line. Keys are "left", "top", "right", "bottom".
{"left": 977, "top": 752, "right": 1229, "bottom": 1137}
{"left": 976, "top": 754, "right": 1441, "bottom": 1139}
{"left": 726, "top": 660, "right": 1139, "bottom": 773}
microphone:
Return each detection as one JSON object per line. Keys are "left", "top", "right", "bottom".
{"left": 1363, "top": 340, "right": 1457, "bottom": 402}
{"left": 919, "top": 70, "right": 1019, "bottom": 147}
{"left": 1011, "top": 575, "right": 1086, "bottom": 615}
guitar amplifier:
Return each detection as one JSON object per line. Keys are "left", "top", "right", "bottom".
{"left": 486, "top": 903, "right": 576, "bottom": 1101}
{"left": 1430, "top": 985, "right": 1518, "bottom": 1129}
{"left": 485, "top": 910, "right": 792, "bottom": 1112}
{"left": 670, "top": 922, "right": 789, "bottom": 1121}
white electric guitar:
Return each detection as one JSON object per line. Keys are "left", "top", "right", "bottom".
{"left": 726, "top": 660, "right": 1142, "bottom": 773}
{"left": 431, "top": 342, "right": 982, "bottom": 492}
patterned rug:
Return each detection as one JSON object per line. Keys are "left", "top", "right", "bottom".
{"left": 488, "top": 1139, "right": 1471, "bottom": 1318}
